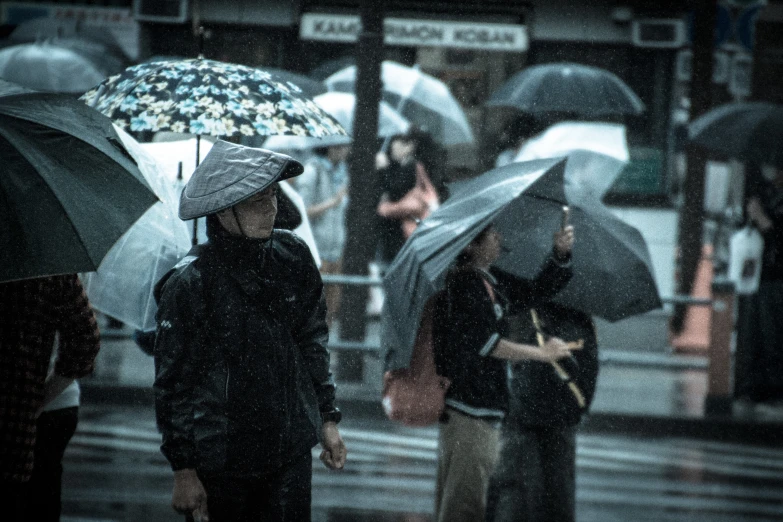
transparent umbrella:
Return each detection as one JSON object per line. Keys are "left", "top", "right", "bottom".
{"left": 326, "top": 60, "right": 474, "bottom": 146}
{"left": 263, "top": 92, "right": 410, "bottom": 152}
{"left": 515, "top": 121, "right": 630, "bottom": 198}
{"left": 0, "top": 41, "right": 107, "bottom": 94}
{"left": 80, "top": 126, "right": 192, "bottom": 331}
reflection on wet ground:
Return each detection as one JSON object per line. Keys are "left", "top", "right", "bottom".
{"left": 63, "top": 403, "right": 783, "bottom": 522}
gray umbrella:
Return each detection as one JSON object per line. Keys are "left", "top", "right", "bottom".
{"left": 688, "top": 102, "right": 783, "bottom": 169}
{"left": 486, "top": 62, "right": 645, "bottom": 117}
{"left": 489, "top": 181, "right": 661, "bottom": 323}
{"left": 381, "top": 158, "right": 568, "bottom": 371}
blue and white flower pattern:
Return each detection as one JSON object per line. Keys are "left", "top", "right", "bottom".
{"left": 81, "top": 59, "right": 346, "bottom": 138}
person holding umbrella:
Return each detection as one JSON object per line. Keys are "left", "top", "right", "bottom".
{"left": 153, "top": 141, "right": 346, "bottom": 522}
{"left": 431, "top": 223, "right": 576, "bottom": 522}
{"left": 735, "top": 164, "right": 783, "bottom": 417}
{"left": 486, "top": 301, "right": 599, "bottom": 522}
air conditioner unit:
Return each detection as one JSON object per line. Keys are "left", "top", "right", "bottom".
{"left": 632, "top": 19, "right": 686, "bottom": 48}
{"left": 134, "top": 0, "right": 189, "bottom": 23}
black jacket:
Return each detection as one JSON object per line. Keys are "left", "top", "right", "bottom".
{"left": 433, "top": 258, "right": 572, "bottom": 420}
{"left": 747, "top": 172, "right": 783, "bottom": 281}
{"left": 377, "top": 159, "right": 418, "bottom": 263}
{"left": 153, "top": 227, "right": 334, "bottom": 475}
{"left": 506, "top": 302, "right": 599, "bottom": 428}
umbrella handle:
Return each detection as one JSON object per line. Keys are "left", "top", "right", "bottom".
{"left": 531, "top": 309, "right": 587, "bottom": 409}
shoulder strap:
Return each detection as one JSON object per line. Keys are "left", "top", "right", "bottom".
{"left": 480, "top": 276, "right": 497, "bottom": 303}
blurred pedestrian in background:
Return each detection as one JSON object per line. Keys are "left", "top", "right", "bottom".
{"left": 735, "top": 164, "right": 783, "bottom": 417}
{"left": 431, "top": 224, "right": 575, "bottom": 522}
{"left": 25, "top": 345, "right": 86, "bottom": 522}
{"left": 0, "top": 275, "right": 101, "bottom": 522}
{"left": 494, "top": 115, "right": 545, "bottom": 169}
{"left": 293, "top": 144, "right": 351, "bottom": 326}
{"left": 487, "top": 302, "right": 599, "bottom": 522}
{"left": 154, "top": 141, "right": 346, "bottom": 522}
{"left": 376, "top": 132, "right": 441, "bottom": 267}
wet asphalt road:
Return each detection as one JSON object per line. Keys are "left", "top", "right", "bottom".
{"left": 60, "top": 403, "right": 783, "bottom": 522}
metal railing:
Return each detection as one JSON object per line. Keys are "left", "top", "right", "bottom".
{"left": 320, "top": 273, "right": 717, "bottom": 369}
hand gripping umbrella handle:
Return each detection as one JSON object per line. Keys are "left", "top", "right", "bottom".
{"left": 531, "top": 310, "right": 587, "bottom": 409}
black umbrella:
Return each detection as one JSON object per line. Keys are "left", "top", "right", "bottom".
{"left": 688, "top": 102, "right": 783, "bottom": 169}
{"left": 381, "top": 158, "right": 568, "bottom": 370}
{"left": 0, "top": 80, "right": 158, "bottom": 283}
{"left": 489, "top": 181, "right": 661, "bottom": 322}
{"left": 486, "top": 62, "right": 645, "bottom": 117}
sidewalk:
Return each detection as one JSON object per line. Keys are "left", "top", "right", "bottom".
{"left": 81, "top": 314, "right": 783, "bottom": 446}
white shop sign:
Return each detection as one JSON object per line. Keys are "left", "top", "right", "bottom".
{"left": 300, "top": 13, "right": 528, "bottom": 52}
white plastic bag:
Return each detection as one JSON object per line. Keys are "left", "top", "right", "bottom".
{"left": 728, "top": 226, "right": 765, "bottom": 295}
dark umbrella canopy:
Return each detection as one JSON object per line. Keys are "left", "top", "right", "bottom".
{"left": 486, "top": 62, "right": 645, "bottom": 117}
{"left": 381, "top": 158, "right": 568, "bottom": 371}
{"left": 0, "top": 80, "right": 158, "bottom": 282}
{"left": 489, "top": 182, "right": 661, "bottom": 322}
{"left": 688, "top": 102, "right": 783, "bottom": 169}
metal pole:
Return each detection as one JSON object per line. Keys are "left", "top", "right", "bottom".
{"left": 672, "top": 0, "right": 717, "bottom": 333}
{"left": 192, "top": 135, "right": 201, "bottom": 245}
{"left": 336, "top": 0, "right": 384, "bottom": 382}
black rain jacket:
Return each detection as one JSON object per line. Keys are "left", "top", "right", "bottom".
{"left": 153, "top": 223, "right": 334, "bottom": 476}
{"left": 433, "top": 257, "right": 572, "bottom": 420}
{"left": 506, "top": 302, "right": 599, "bottom": 428}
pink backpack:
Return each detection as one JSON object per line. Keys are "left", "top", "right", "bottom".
{"left": 382, "top": 296, "right": 451, "bottom": 426}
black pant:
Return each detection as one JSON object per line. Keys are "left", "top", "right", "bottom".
{"left": 735, "top": 281, "right": 783, "bottom": 402}
{"left": 191, "top": 451, "right": 313, "bottom": 522}
{"left": 25, "top": 407, "right": 79, "bottom": 522}
{"left": 487, "top": 425, "right": 577, "bottom": 522}
{"left": 0, "top": 479, "right": 27, "bottom": 522}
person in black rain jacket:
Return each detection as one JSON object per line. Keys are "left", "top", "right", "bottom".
{"left": 487, "top": 302, "right": 599, "bottom": 522}
{"left": 154, "top": 141, "right": 346, "bottom": 522}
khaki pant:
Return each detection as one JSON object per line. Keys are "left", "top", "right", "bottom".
{"left": 435, "top": 408, "right": 501, "bottom": 522}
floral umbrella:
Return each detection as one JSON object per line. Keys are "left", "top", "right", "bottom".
{"left": 80, "top": 58, "right": 347, "bottom": 139}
